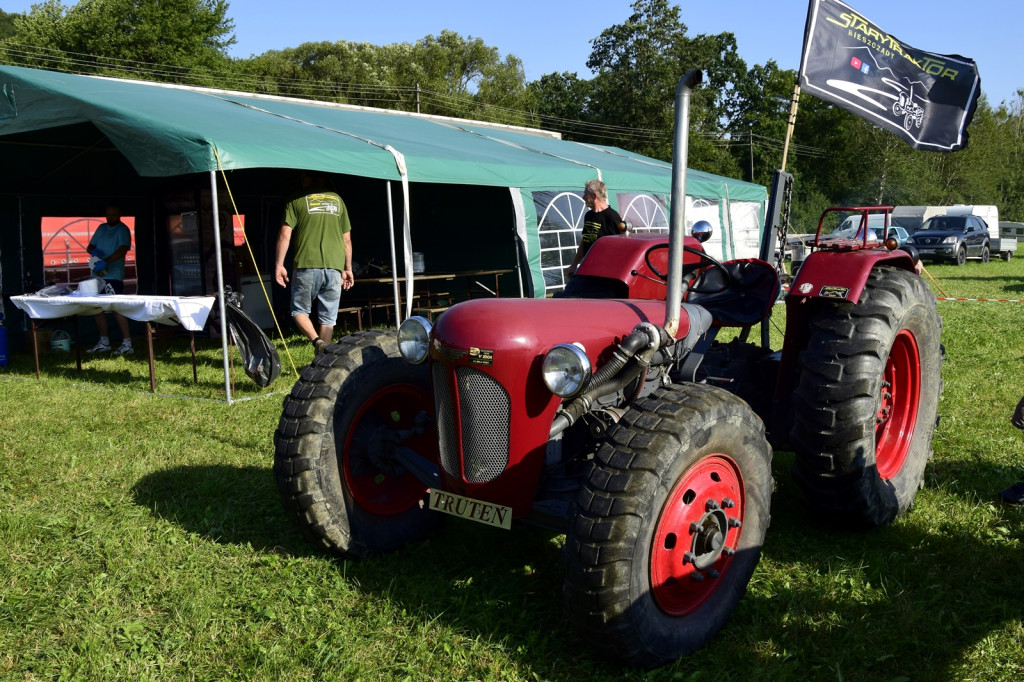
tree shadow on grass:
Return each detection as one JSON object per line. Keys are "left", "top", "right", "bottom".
{"left": 129, "top": 463, "right": 634, "bottom": 676}
{"left": 129, "top": 457, "right": 1024, "bottom": 681}
{"left": 132, "top": 464, "right": 310, "bottom": 555}
{"left": 720, "top": 452, "right": 1024, "bottom": 681}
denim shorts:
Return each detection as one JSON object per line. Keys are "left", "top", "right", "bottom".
{"left": 290, "top": 268, "right": 342, "bottom": 326}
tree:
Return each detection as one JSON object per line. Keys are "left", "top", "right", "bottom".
{"left": 582, "top": 0, "right": 747, "bottom": 176}
{"left": 0, "top": 9, "right": 16, "bottom": 41}
{"left": 406, "top": 30, "right": 529, "bottom": 121}
{"left": 525, "top": 72, "right": 597, "bottom": 139}
{"left": 995, "top": 90, "right": 1024, "bottom": 220}
{"left": 236, "top": 32, "right": 530, "bottom": 126}
{"left": 9, "top": 0, "right": 235, "bottom": 80}
{"left": 239, "top": 41, "right": 397, "bottom": 102}
{"left": 727, "top": 61, "right": 800, "bottom": 186}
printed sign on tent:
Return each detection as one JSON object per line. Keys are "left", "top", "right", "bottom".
{"left": 799, "top": 0, "right": 981, "bottom": 152}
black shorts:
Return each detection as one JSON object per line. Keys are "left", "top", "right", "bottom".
{"left": 105, "top": 279, "right": 125, "bottom": 295}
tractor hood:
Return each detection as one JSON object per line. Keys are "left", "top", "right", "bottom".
{"left": 431, "top": 297, "right": 687, "bottom": 372}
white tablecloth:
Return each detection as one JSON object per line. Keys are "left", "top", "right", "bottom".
{"left": 11, "top": 294, "right": 217, "bottom": 332}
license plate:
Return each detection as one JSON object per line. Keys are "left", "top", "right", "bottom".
{"left": 428, "top": 489, "right": 512, "bottom": 530}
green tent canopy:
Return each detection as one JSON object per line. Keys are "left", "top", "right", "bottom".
{"left": 0, "top": 64, "right": 767, "bottom": 300}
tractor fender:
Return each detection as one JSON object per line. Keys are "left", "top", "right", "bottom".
{"left": 788, "top": 248, "right": 917, "bottom": 304}
{"left": 771, "top": 248, "right": 920, "bottom": 447}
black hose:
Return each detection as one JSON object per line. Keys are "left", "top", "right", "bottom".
{"left": 550, "top": 324, "right": 659, "bottom": 436}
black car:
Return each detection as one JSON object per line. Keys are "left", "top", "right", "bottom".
{"left": 905, "top": 214, "right": 991, "bottom": 265}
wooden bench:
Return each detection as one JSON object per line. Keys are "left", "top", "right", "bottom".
{"left": 412, "top": 290, "right": 452, "bottom": 321}
{"left": 337, "top": 306, "right": 363, "bottom": 333}
{"left": 411, "top": 304, "right": 449, "bottom": 321}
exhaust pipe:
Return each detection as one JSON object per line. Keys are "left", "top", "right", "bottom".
{"left": 663, "top": 69, "right": 703, "bottom": 338}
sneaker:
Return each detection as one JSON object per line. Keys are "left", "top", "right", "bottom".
{"left": 313, "top": 339, "right": 327, "bottom": 356}
{"left": 997, "top": 481, "right": 1024, "bottom": 505}
{"left": 113, "top": 343, "right": 134, "bottom": 357}
{"left": 86, "top": 341, "right": 111, "bottom": 353}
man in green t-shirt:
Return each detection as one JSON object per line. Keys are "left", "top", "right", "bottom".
{"left": 274, "top": 170, "right": 354, "bottom": 355}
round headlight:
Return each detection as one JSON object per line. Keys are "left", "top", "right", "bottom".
{"left": 398, "top": 316, "right": 432, "bottom": 364}
{"left": 542, "top": 343, "right": 591, "bottom": 398}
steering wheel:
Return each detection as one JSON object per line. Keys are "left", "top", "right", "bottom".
{"left": 644, "top": 243, "right": 732, "bottom": 294}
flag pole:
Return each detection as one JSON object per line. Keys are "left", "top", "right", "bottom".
{"left": 783, "top": 0, "right": 818, "bottom": 172}
{"left": 780, "top": 82, "right": 801, "bottom": 172}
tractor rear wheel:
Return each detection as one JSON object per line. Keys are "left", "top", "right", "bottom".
{"left": 564, "top": 383, "right": 773, "bottom": 668}
{"left": 790, "top": 267, "right": 942, "bottom": 528}
{"left": 274, "top": 330, "right": 441, "bottom": 558}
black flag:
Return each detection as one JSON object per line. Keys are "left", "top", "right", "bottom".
{"left": 799, "top": 0, "right": 981, "bottom": 151}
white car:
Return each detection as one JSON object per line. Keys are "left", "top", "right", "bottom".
{"left": 828, "top": 223, "right": 909, "bottom": 246}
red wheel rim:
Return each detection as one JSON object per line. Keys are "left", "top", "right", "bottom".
{"left": 650, "top": 454, "right": 744, "bottom": 616}
{"left": 342, "top": 384, "right": 436, "bottom": 515}
{"left": 875, "top": 330, "right": 921, "bottom": 479}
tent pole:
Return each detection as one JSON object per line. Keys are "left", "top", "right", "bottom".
{"left": 401, "top": 175, "right": 413, "bottom": 322}
{"left": 512, "top": 228, "right": 524, "bottom": 298}
{"left": 381, "top": 145, "right": 411, "bottom": 324}
{"left": 723, "top": 185, "right": 734, "bottom": 260}
{"left": 385, "top": 182, "right": 400, "bottom": 323}
{"left": 17, "top": 195, "right": 25, "bottom": 293}
{"left": 209, "top": 170, "right": 232, "bottom": 404}
{"left": 16, "top": 196, "right": 28, "bottom": 335}
{"left": 509, "top": 188, "right": 526, "bottom": 298}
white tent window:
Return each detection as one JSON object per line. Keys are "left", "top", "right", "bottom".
{"left": 731, "top": 200, "right": 767, "bottom": 259}
{"left": 535, "top": 190, "right": 586, "bottom": 292}
{"left": 616, "top": 192, "right": 668, "bottom": 233}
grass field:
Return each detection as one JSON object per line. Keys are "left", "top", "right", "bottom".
{"left": 2, "top": 256, "right": 1024, "bottom": 681}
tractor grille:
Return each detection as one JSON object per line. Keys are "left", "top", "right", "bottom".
{"left": 432, "top": 363, "right": 510, "bottom": 483}
{"left": 433, "top": 362, "right": 459, "bottom": 479}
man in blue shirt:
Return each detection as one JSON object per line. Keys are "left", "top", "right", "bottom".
{"left": 85, "top": 201, "right": 133, "bottom": 356}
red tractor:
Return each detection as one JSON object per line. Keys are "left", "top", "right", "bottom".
{"left": 273, "top": 71, "right": 942, "bottom": 668}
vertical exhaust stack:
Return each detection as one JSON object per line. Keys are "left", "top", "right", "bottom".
{"left": 663, "top": 69, "right": 703, "bottom": 338}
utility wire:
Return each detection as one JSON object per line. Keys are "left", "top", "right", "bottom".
{"left": 0, "top": 40, "right": 826, "bottom": 157}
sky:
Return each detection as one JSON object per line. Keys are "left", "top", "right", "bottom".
{"left": 2, "top": 0, "right": 1020, "bottom": 106}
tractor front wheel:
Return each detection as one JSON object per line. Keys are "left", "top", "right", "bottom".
{"left": 790, "top": 267, "right": 942, "bottom": 527}
{"left": 564, "top": 383, "right": 773, "bottom": 668}
{"left": 274, "top": 330, "right": 441, "bottom": 558}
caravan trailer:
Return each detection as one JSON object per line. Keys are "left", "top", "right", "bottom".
{"left": 891, "top": 205, "right": 947, "bottom": 234}
{"left": 895, "top": 204, "right": 1014, "bottom": 261}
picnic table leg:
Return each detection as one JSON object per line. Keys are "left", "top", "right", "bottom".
{"left": 74, "top": 316, "right": 81, "bottom": 372}
{"left": 30, "top": 320, "right": 41, "bottom": 380}
{"left": 190, "top": 331, "right": 197, "bottom": 383}
{"left": 146, "top": 323, "right": 156, "bottom": 392}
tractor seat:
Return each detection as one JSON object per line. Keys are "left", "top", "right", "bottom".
{"left": 554, "top": 274, "right": 628, "bottom": 299}
{"left": 684, "top": 258, "right": 781, "bottom": 327}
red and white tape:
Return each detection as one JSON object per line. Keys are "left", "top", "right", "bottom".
{"left": 936, "top": 297, "right": 1024, "bottom": 303}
